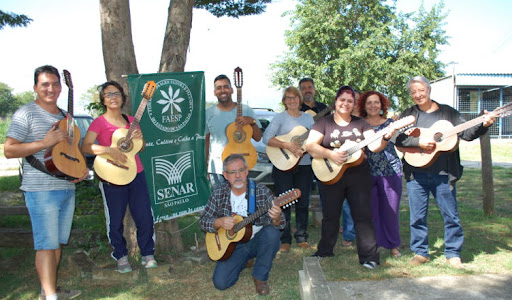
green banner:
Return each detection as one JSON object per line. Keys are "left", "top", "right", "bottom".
{"left": 127, "top": 71, "right": 210, "bottom": 222}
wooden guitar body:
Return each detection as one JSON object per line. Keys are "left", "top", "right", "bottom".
{"left": 266, "top": 125, "right": 308, "bottom": 171}
{"left": 93, "top": 128, "right": 144, "bottom": 185}
{"left": 400, "top": 120, "right": 459, "bottom": 168}
{"left": 222, "top": 123, "right": 258, "bottom": 169}
{"left": 44, "top": 119, "right": 87, "bottom": 179}
{"left": 205, "top": 215, "right": 251, "bottom": 261}
{"left": 311, "top": 140, "right": 364, "bottom": 185}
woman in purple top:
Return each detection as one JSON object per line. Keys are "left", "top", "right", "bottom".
{"left": 358, "top": 91, "right": 402, "bottom": 257}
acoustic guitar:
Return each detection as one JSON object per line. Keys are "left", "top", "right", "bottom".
{"left": 93, "top": 81, "right": 156, "bottom": 185}
{"left": 312, "top": 116, "right": 416, "bottom": 185}
{"left": 398, "top": 103, "right": 512, "bottom": 168}
{"left": 221, "top": 67, "right": 258, "bottom": 169}
{"left": 206, "top": 188, "right": 301, "bottom": 261}
{"left": 266, "top": 103, "right": 334, "bottom": 171}
{"left": 43, "top": 70, "right": 87, "bottom": 180}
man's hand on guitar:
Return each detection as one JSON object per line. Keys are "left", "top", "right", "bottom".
{"left": 329, "top": 149, "right": 348, "bottom": 165}
{"left": 235, "top": 116, "right": 255, "bottom": 128}
{"left": 71, "top": 168, "right": 90, "bottom": 183}
{"left": 43, "top": 124, "right": 67, "bottom": 148}
{"left": 482, "top": 110, "right": 496, "bottom": 127}
{"left": 215, "top": 216, "right": 237, "bottom": 231}
{"left": 268, "top": 204, "right": 282, "bottom": 226}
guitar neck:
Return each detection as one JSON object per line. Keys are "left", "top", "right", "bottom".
{"left": 236, "top": 88, "right": 243, "bottom": 118}
{"left": 344, "top": 129, "right": 387, "bottom": 156}
{"left": 233, "top": 201, "right": 273, "bottom": 232}
{"left": 124, "top": 99, "right": 149, "bottom": 141}
{"left": 312, "top": 104, "right": 333, "bottom": 122}
{"left": 443, "top": 115, "right": 487, "bottom": 139}
{"left": 66, "top": 86, "right": 74, "bottom": 138}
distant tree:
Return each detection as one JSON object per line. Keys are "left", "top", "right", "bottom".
{"left": 271, "top": 0, "right": 448, "bottom": 110}
{"left": 0, "top": 10, "right": 32, "bottom": 30}
{"left": 0, "top": 83, "right": 17, "bottom": 118}
{"left": 81, "top": 85, "right": 103, "bottom": 117}
{"left": 14, "top": 91, "right": 34, "bottom": 106}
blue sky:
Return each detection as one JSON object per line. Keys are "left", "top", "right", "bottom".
{"left": 1, "top": 0, "right": 511, "bottom": 113}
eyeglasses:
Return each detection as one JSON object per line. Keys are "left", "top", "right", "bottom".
{"left": 224, "top": 167, "right": 247, "bottom": 175}
{"left": 105, "top": 92, "right": 122, "bottom": 99}
{"left": 285, "top": 96, "right": 298, "bottom": 100}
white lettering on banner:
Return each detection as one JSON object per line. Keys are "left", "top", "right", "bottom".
{"left": 157, "top": 183, "right": 196, "bottom": 201}
{"left": 163, "top": 197, "right": 190, "bottom": 208}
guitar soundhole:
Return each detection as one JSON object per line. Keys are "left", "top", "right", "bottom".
{"left": 433, "top": 132, "right": 443, "bottom": 143}
{"left": 233, "top": 130, "right": 246, "bottom": 143}
{"left": 117, "top": 137, "right": 133, "bottom": 152}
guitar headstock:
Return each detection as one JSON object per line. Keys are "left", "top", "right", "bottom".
{"left": 142, "top": 81, "right": 156, "bottom": 100}
{"left": 233, "top": 67, "right": 243, "bottom": 89}
{"left": 391, "top": 115, "right": 416, "bottom": 131}
{"left": 274, "top": 188, "right": 301, "bottom": 209}
{"left": 492, "top": 102, "right": 512, "bottom": 118}
{"left": 62, "top": 70, "right": 73, "bottom": 90}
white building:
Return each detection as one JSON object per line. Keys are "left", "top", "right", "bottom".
{"left": 431, "top": 73, "right": 512, "bottom": 138}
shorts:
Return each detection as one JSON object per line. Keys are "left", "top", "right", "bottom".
{"left": 24, "top": 189, "right": 75, "bottom": 250}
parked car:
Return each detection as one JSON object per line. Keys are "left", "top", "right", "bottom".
{"left": 249, "top": 108, "right": 277, "bottom": 186}
{"left": 74, "top": 114, "right": 95, "bottom": 171}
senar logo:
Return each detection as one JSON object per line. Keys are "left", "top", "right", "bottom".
{"left": 147, "top": 79, "right": 194, "bottom": 132}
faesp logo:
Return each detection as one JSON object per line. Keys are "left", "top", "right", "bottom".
{"left": 147, "top": 79, "right": 194, "bottom": 132}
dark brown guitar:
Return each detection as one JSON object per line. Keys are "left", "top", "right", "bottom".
{"left": 43, "top": 70, "right": 86, "bottom": 180}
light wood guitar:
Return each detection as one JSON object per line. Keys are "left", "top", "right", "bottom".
{"left": 312, "top": 116, "right": 416, "bottom": 185}
{"left": 266, "top": 104, "right": 334, "bottom": 171}
{"left": 222, "top": 67, "right": 258, "bottom": 169}
{"left": 43, "top": 70, "right": 87, "bottom": 180}
{"left": 398, "top": 103, "right": 512, "bottom": 168}
{"left": 93, "top": 81, "right": 156, "bottom": 185}
{"left": 206, "top": 188, "right": 301, "bottom": 261}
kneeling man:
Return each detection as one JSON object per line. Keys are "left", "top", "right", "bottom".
{"left": 200, "top": 154, "right": 284, "bottom": 295}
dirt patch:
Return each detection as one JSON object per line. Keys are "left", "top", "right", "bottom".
{"left": 0, "top": 191, "right": 24, "bottom": 206}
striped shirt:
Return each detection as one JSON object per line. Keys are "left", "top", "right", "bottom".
{"left": 6, "top": 102, "right": 75, "bottom": 191}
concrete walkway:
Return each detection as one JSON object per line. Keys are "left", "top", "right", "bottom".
{"left": 300, "top": 257, "right": 512, "bottom": 300}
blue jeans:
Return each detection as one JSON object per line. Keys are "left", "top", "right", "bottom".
{"left": 407, "top": 172, "right": 463, "bottom": 259}
{"left": 342, "top": 200, "right": 356, "bottom": 241}
{"left": 24, "top": 190, "right": 75, "bottom": 250}
{"left": 212, "top": 225, "right": 280, "bottom": 290}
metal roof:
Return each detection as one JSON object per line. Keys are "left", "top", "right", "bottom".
{"left": 455, "top": 73, "right": 512, "bottom": 86}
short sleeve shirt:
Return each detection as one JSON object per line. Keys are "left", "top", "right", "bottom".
{"left": 6, "top": 102, "right": 75, "bottom": 191}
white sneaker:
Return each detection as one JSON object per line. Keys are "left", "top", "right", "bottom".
{"left": 141, "top": 255, "right": 158, "bottom": 269}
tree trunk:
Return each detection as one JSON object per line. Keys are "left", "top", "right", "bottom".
{"left": 99, "top": 0, "right": 138, "bottom": 115}
{"left": 99, "top": 0, "right": 139, "bottom": 257}
{"left": 480, "top": 131, "right": 494, "bottom": 216}
{"left": 159, "top": 0, "right": 194, "bottom": 73}
{"left": 154, "top": 0, "right": 195, "bottom": 254}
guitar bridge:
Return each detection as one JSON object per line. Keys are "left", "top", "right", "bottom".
{"left": 106, "top": 159, "right": 129, "bottom": 170}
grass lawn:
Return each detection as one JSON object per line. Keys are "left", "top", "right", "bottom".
{"left": 0, "top": 140, "right": 511, "bottom": 299}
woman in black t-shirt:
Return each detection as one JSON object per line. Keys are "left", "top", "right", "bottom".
{"left": 305, "top": 85, "right": 395, "bottom": 269}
